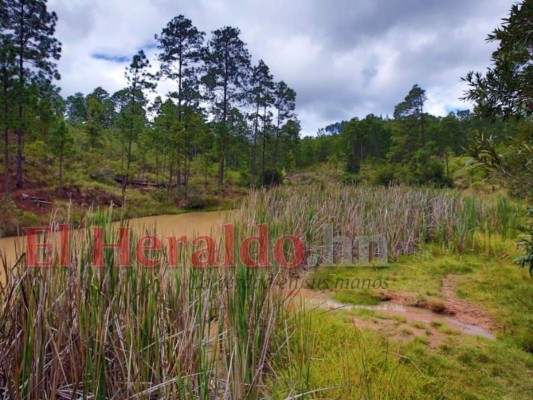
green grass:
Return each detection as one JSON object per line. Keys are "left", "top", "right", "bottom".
{"left": 332, "top": 288, "right": 382, "bottom": 305}
{"left": 310, "top": 241, "right": 533, "bottom": 350}
{"left": 411, "top": 321, "right": 427, "bottom": 329}
{"left": 269, "top": 311, "right": 533, "bottom": 399}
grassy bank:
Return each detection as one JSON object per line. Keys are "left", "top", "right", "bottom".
{"left": 0, "top": 185, "right": 241, "bottom": 239}
{"left": 234, "top": 184, "right": 533, "bottom": 398}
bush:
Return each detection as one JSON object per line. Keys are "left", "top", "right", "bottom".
{"left": 412, "top": 155, "right": 453, "bottom": 188}
{"left": 238, "top": 168, "right": 252, "bottom": 188}
{"left": 515, "top": 209, "right": 533, "bottom": 277}
{"left": 372, "top": 164, "right": 397, "bottom": 186}
{"left": 181, "top": 194, "right": 220, "bottom": 210}
{"left": 341, "top": 172, "right": 361, "bottom": 185}
{"left": 89, "top": 165, "right": 116, "bottom": 185}
{"left": 262, "top": 169, "right": 284, "bottom": 187}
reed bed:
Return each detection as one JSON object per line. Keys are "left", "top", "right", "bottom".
{"left": 0, "top": 210, "right": 292, "bottom": 399}
{"left": 233, "top": 185, "right": 521, "bottom": 261}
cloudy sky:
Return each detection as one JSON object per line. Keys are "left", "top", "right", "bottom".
{"left": 48, "top": 0, "right": 514, "bottom": 136}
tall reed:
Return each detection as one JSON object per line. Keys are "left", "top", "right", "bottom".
{"left": 233, "top": 185, "right": 521, "bottom": 262}
{"left": 0, "top": 208, "right": 291, "bottom": 399}
{"left": 0, "top": 185, "right": 523, "bottom": 399}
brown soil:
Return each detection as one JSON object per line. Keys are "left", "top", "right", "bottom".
{"left": 380, "top": 275, "right": 499, "bottom": 334}
{"left": 3, "top": 180, "right": 121, "bottom": 218}
{"left": 287, "top": 274, "right": 500, "bottom": 348}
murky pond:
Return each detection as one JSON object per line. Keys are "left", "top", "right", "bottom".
{"left": 0, "top": 210, "right": 231, "bottom": 285}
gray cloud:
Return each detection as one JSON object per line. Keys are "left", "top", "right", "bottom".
{"left": 48, "top": 0, "right": 515, "bottom": 135}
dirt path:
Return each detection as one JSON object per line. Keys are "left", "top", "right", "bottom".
{"left": 287, "top": 274, "right": 500, "bottom": 348}
{"left": 440, "top": 275, "right": 499, "bottom": 331}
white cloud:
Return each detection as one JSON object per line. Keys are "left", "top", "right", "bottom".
{"left": 48, "top": 0, "right": 516, "bottom": 136}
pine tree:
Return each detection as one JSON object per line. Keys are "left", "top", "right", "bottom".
{"left": 203, "top": 26, "right": 251, "bottom": 187}
{"left": 65, "top": 93, "right": 88, "bottom": 125}
{"left": 3, "top": 0, "right": 62, "bottom": 189}
{"left": 48, "top": 120, "right": 73, "bottom": 191}
{"left": 156, "top": 15, "right": 205, "bottom": 121}
{"left": 119, "top": 50, "right": 155, "bottom": 204}
{"left": 393, "top": 84, "right": 427, "bottom": 148}
{"left": 0, "top": 32, "right": 16, "bottom": 200}
{"left": 273, "top": 81, "right": 296, "bottom": 168}
{"left": 249, "top": 60, "right": 274, "bottom": 186}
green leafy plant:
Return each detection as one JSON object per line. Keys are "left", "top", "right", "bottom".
{"left": 514, "top": 209, "right": 533, "bottom": 277}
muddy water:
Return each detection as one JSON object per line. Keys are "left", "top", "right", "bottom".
{"left": 294, "top": 290, "right": 496, "bottom": 340}
{"left": 0, "top": 210, "right": 231, "bottom": 285}
{"left": 125, "top": 211, "right": 230, "bottom": 240}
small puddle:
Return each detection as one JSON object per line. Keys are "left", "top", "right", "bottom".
{"left": 299, "top": 294, "right": 496, "bottom": 340}
{"left": 387, "top": 303, "right": 496, "bottom": 340}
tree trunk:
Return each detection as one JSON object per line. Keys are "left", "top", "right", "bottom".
{"left": 218, "top": 71, "right": 228, "bottom": 188}
{"left": 122, "top": 138, "right": 133, "bottom": 206}
{"left": 420, "top": 106, "right": 426, "bottom": 149}
{"left": 15, "top": 124, "right": 23, "bottom": 189}
{"left": 3, "top": 76, "right": 10, "bottom": 200}
{"left": 261, "top": 132, "right": 266, "bottom": 186}
{"left": 252, "top": 104, "right": 259, "bottom": 188}
{"left": 261, "top": 106, "right": 268, "bottom": 186}
{"left": 3, "top": 127, "right": 9, "bottom": 200}
{"left": 16, "top": 5, "right": 25, "bottom": 189}
{"left": 155, "top": 151, "right": 160, "bottom": 185}
{"left": 184, "top": 158, "right": 190, "bottom": 198}
{"left": 58, "top": 151, "right": 63, "bottom": 191}
{"left": 168, "top": 163, "right": 173, "bottom": 193}
{"left": 274, "top": 110, "right": 281, "bottom": 169}
{"left": 176, "top": 157, "right": 182, "bottom": 188}
{"left": 161, "top": 153, "right": 166, "bottom": 187}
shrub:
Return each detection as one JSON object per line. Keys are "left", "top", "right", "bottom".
{"left": 238, "top": 168, "right": 252, "bottom": 187}
{"left": 262, "top": 168, "right": 284, "bottom": 187}
{"left": 181, "top": 194, "right": 220, "bottom": 210}
{"left": 515, "top": 209, "right": 533, "bottom": 277}
{"left": 372, "top": 163, "right": 397, "bottom": 186}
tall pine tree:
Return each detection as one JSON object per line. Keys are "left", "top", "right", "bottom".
{"left": 273, "top": 81, "right": 296, "bottom": 168}
{"left": 249, "top": 60, "right": 274, "bottom": 187}
{"left": 203, "top": 26, "right": 251, "bottom": 187}
{"left": 3, "top": 0, "right": 62, "bottom": 189}
{"left": 156, "top": 15, "right": 205, "bottom": 121}
{"left": 119, "top": 50, "right": 155, "bottom": 204}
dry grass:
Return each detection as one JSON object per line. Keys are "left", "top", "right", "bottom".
{"left": 234, "top": 185, "right": 521, "bottom": 261}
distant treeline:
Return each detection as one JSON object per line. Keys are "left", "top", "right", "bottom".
{"left": 299, "top": 84, "right": 532, "bottom": 191}
{"left": 1, "top": 1, "right": 530, "bottom": 203}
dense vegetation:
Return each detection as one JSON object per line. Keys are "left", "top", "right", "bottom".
{"left": 1, "top": 184, "right": 530, "bottom": 399}
{"left": 0, "top": 0, "right": 531, "bottom": 399}
{"left": 0, "top": 1, "right": 531, "bottom": 224}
